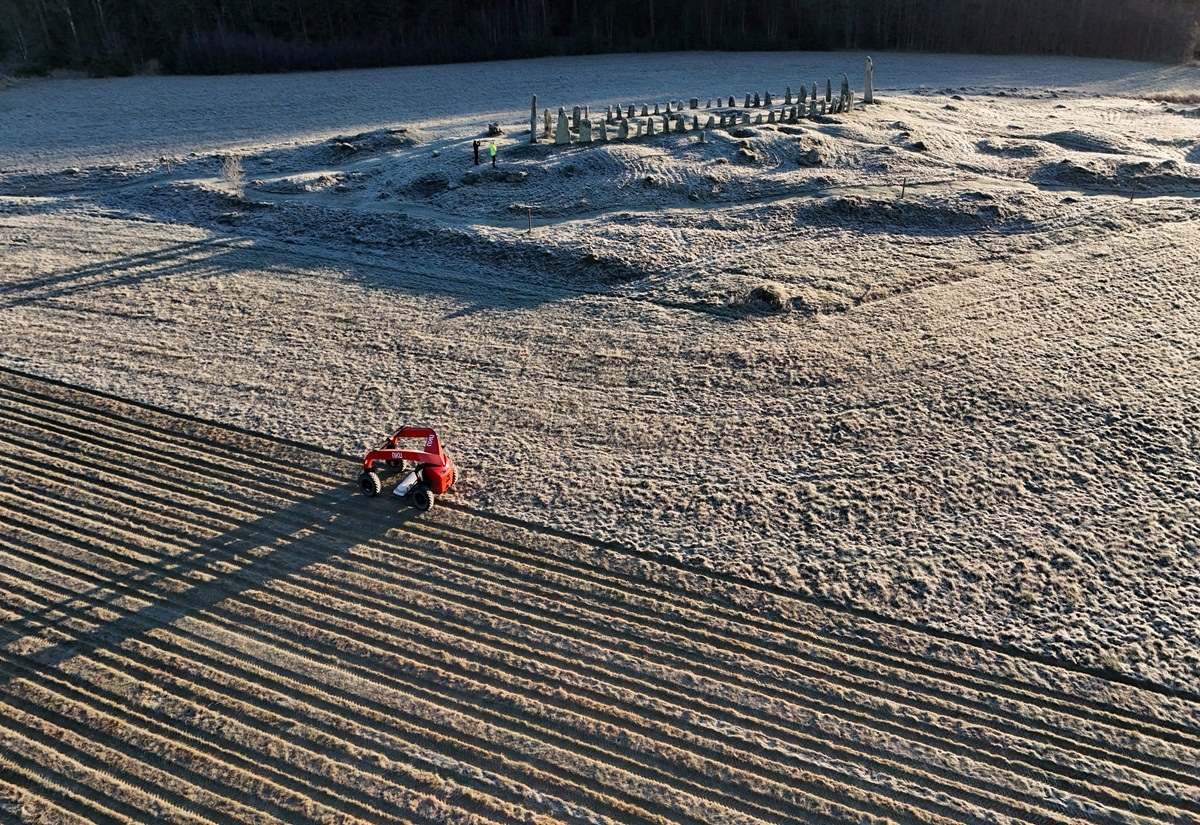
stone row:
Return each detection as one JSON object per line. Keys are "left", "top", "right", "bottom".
{"left": 528, "top": 58, "right": 878, "bottom": 145}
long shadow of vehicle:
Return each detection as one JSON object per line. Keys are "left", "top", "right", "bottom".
{"left": 0, "top": 480, "right": 419, "bottom": 685}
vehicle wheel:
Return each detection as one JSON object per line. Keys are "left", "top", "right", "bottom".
{"left": 411, "top": 485, "right": 435, "bottom": 512}
{"left": 359, "top": 471, "right": 382, "bottom": 497}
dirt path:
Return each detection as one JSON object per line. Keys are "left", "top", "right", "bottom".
{"left": 1, "top": 369, "right": 1198, "bottom": 824}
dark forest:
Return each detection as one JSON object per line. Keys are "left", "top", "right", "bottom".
{"left": 2, "top": 0, "right": 1197, "bottom": 76}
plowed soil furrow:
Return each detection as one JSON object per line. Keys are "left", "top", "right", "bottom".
{"left": 0, "top": 531, "right": 884, "bottom": 825}
{"left": 0, "top": 566, "right": 527, "bottom": 825}
{"left": 0, "top": 681, "right": 280, "bottom": 825}
{"left": 0, "top": 577, "right": 439, "bottom": 825}
{"left": 0, "top": 718, "right": 211, "bottom": 825}
{"left": 2, "top": 453, "right": 1200, "bottom": 825}
{"left": 0, "top": 645, "right": 413, "bottom": 825}
{"left": 0, "top": 499, "right": 1092, "bottom": 825}
{"left": 0, "top": 747, "right": 133, "bottom": 825}
{"left": 3, "top": 451, "right": 1197, "bottom": 825}
{"left": 4, "top": 383, "right": 1195, "bottom": 762}
{"left": 0, "top": 489, "right": 1185, "bottom": 825}
{"left": 0, "top": 538, "right": 762, "bottom": 825}
{"left": 2, "top": 373, "right": 1196, "bottom": 745}
{"left": 0, "top": 386, "right": 326, "bottom": 484}
{"left": 0, "top": 507, "right": 1092, "bottom": 825}
{"left": 0, "top": 549, "right": 605, "bottom": 825}
{"left": 1, "top": 371, "right": 1199, "bottom": 825}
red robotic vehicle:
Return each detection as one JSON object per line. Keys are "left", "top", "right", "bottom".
{"left": 358, "top": 426, "right": 458, "bottom": 512}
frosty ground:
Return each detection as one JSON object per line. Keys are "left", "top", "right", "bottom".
{"left": 1, "top": 51, "right": 1198, "bottom": 693}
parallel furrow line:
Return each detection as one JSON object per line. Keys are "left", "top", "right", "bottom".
{"left": 4, "top": 383, "right": 1195, "bottom": 753}
{"left": 0, "top": 541, "right": 777, "bottom": 825}
{"left": 6, "top": 362, "right": 1200, "bottom": 729}
{"left": 6, "top": 398, "right": 1197, "bottom": 760}
{"left": 0, "top": 617, "right": 478, "bottom": 825}
{"left": 4, "top": 454, "right": 1197, "bottom": 817}
{"left": 0, "top": 378, "right": 334, "bottom": 486}
{"left": 0, "top": 396, "right": 312, "bottom": 502}
{"left": 0, "top": 554, "right": 637, "bottom": 825}
{"left": 3, "top": 468, "right": 1197, "bottom": 823}
{"left": 0, "top": 745, "right": 131, "bottom": 825}
{"left": 0, "top": 681, "right": 283, "bottom": 825}
{"left": 0, "top": 494, "right": 1188, "bottom": 825}
{"left": 0, "top": 718, "right": 211, "bottom": 825}
{"left": 0, "top": 535, "right": 904, "bottom": 825}
{"left": 0, "top": 497, "right": 1093, "bottom": 825}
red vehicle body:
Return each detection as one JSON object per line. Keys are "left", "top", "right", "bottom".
{"left": 358, "top": 426, "right": 457, "bottom": 511}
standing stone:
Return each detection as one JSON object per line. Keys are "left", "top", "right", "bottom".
{"left": 789, "top": 105, "right": 799, "bottom": 123}
{"left": 742, "top": 113, "right": 751, "bottom": 125}
{"left": 690, "top": 98, "right": 699, "bottom": 109}
{"left": 785, "top": 86, "right": 792, "bottom": 104}
{"left": 605, "top": 105, "right": 612, "bottom": 122}
{"left": 572, "top": 106, "right": 582, "bottom": 131}
{"left": 765, "top": 92, "right": 773, "bottom": 107}
{"left": 825, "top": 79, "right": 832, "bottom": 103}
{"left": 617, "top": 120, "right": 629, "bottom": 140}
{"left": 646, "top": 117, "right": 655, "bottom": 137}
{"left": 705, "top": 115, "right": 716, "bottom": 128}
{"left": 706, "top": 99, "right": 712, "bottom": 108}
{"left": 743, "top": 93, "right": 752, "bottom": 108}
{"left": 864, "top": 56, "right": 875, "bottom": 104}
{"left": 653, "top": 103, "right": 660, "bottom": 115}
{"left": 530, "top": 95, "right": 538, "bottom": 144}
{"left": 555, "top": 108, "right": 571, "bottom": 144}
{"left": 579, "top": 120, "right": 592, "bottom": 143}
{"left": 718, "top": 113, "right": 726, "bottom": 126}
{"left": 599, "top": 120, "right": 609, "bottom": 141}
{"left": 584, "top": 105, "right": 589, "bottom": 120}
{"left": 812, "top": 82, "right": 818, "bottom": 103}
{"left": 728, "top": 96, "right": 735, "bottom": 107}
{"left": 678, "top": 115, "right": 688, "bottom": 132}
{"left": 628, "top": 105, "right": 636, "bottom": 118}
{"left": 692, "top": 114, "right": 700, "bottom": 130}
{"left": 662, "top": 113, "right": 670, "bottom": 133}
{"left": 767, "top": 109, "right": 776, "bottom": 123}
{"left": 640, "top": 104, "right": 648, "bottom": 116}
{"left": 544, "top": 108, "right": 552, "bottom": 136}
{"left": 755, "top": 113, "right": 764, "bottom": 124}
{"left": 808, "top": 95, "right": 817, "bottom": 117}
{"left": 820, "top": 99, "right": 827, "bottom": 115}
{"left": 753, "top": 92, "right": 761, "bottom": 107}
{"left": 800, "top": 85, "right": 807, "bottom": 105}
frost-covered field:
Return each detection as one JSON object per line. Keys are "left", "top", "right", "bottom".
{"left": 1, "top": 51, "right": 1198, "bottom": 693}
{"left": 1, "top": 50, "right": 1197, "bottom": 170}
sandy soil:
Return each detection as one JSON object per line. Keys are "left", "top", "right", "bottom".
{"left": 1, "top": 52, "right": 1198, "bottom": 695}
{"left": 1, "top": 370, "right": 1198, "bottom": 824}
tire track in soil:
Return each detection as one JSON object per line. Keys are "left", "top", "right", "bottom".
{"left": 1, "top": 369, "right": 1199, "bottom": 825}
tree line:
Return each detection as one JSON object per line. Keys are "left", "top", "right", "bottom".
{"left": 1, "top": 0, "right": 1197, "bottom": 76}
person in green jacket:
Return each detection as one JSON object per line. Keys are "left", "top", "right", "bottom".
{"left": 489, "top": 141, "right": 497, "bottom": 168}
